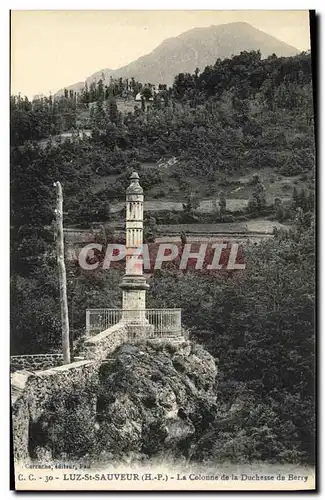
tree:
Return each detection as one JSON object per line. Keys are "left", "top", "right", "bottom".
{"left": 82, "top": 83, "right": 90, "bottom": 106}
{"left": 93, "top": 100, "right": 106, "bottom": 129}
{"left": 141, "top": 96, "right": 145, "bottom": 113}
{"left": 148, "top": 224, "right": 315, "bottom": 464}
{"left": 142, "top": 87, "right": 153, "bottom": 101}
{"left": 97, "top": 79, "right": 105, "bottom": 102}
{"left": 274, "top": 198, "right": 286, "bottom": 222}
{"left": 143, "top": 216, "right": 157, "bottom": 243}
{"left": 182, "top": 192, "right": 199, "bottom": 222}
{"left": 108, "top": 97, "right": 118, "bottom": 124}
{"left": 173, "top": 72, "right": 195, "bottom": 99}
{"left": 219, "top": 190, "right": 226, "bottom": 219}
{"left": 89, "top": 82, "right": 97, "bottom": 102}
{"left": 153, "top": 94, "right": 162, "bottom": 110}
{"left": 248, "top": 178, "right": 266, "bottom": 213}
{"left": 180, "top": 231, "right": 187, "bottom": 247}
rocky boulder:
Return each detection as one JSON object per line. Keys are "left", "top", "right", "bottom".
{"left": 23, "top": 340, "right": 218, "bottom": 464}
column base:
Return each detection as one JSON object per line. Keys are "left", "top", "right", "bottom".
{"left": 126, "top": 323, "right": 155, "bottom": 341}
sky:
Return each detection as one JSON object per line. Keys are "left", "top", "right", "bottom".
{"left": 11, "top": 10, "right": 311, "bottom": 98}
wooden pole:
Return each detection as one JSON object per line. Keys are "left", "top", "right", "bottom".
{"left": 54, "top": 181, "right": 71, "bottom": 364}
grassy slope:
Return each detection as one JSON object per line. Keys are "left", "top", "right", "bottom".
{"left": 95, "top": 163, "right": 305, "bottom": 211}
{"left": 39, "top": 95, "right": 312, "bottom": 229}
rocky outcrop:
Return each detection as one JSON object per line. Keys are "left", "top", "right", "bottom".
{"left": 12, "top": 340, "right": 217, "bottom": 464}
{"left": 93, "top": 340, "right": 217, "bottom": 463}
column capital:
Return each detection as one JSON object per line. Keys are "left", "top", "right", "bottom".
{"left": 127, "top": 171, "right": 143, "bottom": 195}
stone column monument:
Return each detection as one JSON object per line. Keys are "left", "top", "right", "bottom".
{"left": 119, "top": 172, "right": 150, "bottom": 333}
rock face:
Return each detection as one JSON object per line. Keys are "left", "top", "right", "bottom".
{"left": 94, "top": 341, "right": 217, "bottom": 462}
{"left": 13, "top": 340, "right": 217, "bottom": 464}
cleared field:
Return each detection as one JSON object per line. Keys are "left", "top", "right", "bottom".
{"left": 157, "top": 222, "right": 249, "bottom": 234}
{"left": 116, "top": 98, "right": 138, "bottom": 113}
{"left": 107, "top": 199, "right": 247, "bottom": 212}
{"left": 156, "top": 219, "right": 290, "bottom": 235}
{"left": 37, "top": 130, "right": 92, "bottom": 149}
{"left": 100, "top": 163, "right": 303, "bottom": 214}
{"left": 234, "top": 168, "right": 303, "bottom": 199}
{"left": 110, "top": 197, "right": 292, "bottom": 214}
{"left": 246, "top": 219, "right": 290, "bottom": 233}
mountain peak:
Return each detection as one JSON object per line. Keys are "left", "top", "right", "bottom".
{"left": 56, "top": 22, "right": 299, "bottom": 95}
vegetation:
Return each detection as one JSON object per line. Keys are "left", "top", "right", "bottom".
{"left": 11, "top": 49, "right": 315, "bottom": 464}
{"left": 148, "top": 218, "right": 315, "bottom": 464}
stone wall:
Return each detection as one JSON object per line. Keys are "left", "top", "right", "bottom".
{"left": 12, "top": 323, "right": 182, "bottom": 462}
{"left": 10, "top": 354, "right": 64, "bottom": 373}
{"left": 84, "top": 323, "right": 128, "bottom": 360}
{"left": 11, "top": 360, "right": 99, "bottom": 461}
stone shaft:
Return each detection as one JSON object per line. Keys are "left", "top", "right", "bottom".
{"left": 120, "top": 172, "right": 149, "bottom": 322}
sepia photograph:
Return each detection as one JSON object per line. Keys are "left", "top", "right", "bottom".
{"left": 10, "top": 8, "right": 316, "bottom": 491}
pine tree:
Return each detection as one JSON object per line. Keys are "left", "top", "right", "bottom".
{"left": 83, "top": 83, "right": 90, "bottom": 106}
{"left": 219, "top": 190, "right": 226, "bottom": 218}
{"left": 141, "top": 96, "right": 145, "bottom": 113}
{"left": 97, "top": 79, "right": 105, "bottom": 102}
{"left": 89, "top": 82, "right": 96, "bottom": 102}
{"left": 142, "top": 87, "right": 153, "bottom": 101}
{"left": 108, "top": 97, "right": 118, "bottom": 124}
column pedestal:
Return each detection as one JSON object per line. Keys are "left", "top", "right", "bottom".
{"left": 120, "top": 275, "right": 149, "bottom": 324}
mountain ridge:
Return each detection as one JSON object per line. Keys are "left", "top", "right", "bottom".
{"left": 55, "top": 22, "right": 299, "bottom": 96}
